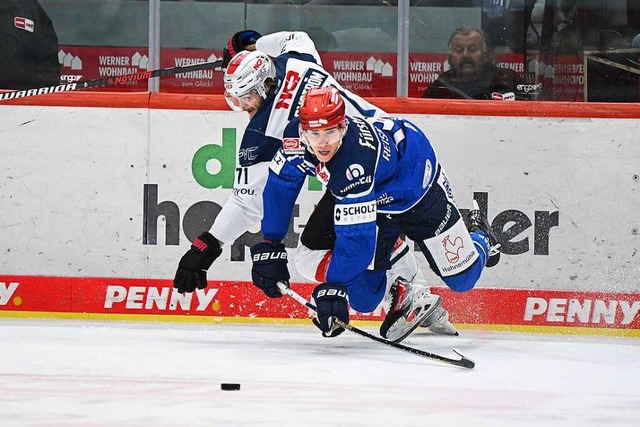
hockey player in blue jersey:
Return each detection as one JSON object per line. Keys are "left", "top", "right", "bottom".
{"left": 250, "top": 86, "right": 501, "bottom": 342}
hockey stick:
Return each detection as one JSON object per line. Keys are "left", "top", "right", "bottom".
{"left": 0, "top": 59, "right": 223, "bottom": 102}
{"left": 276, "top": 282, "right": 475, "bottom": 369}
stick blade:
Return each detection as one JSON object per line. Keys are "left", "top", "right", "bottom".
{"left": 452, "top": 348, "right": 475, "bottom": 369}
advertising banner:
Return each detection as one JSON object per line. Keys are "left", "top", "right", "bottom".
{"left": 1, "top": 101, "right": 638, "bottom": 332}
{"left": 1, "top": 276, "right": 638, "bottom": 334}
{"left": 59, "top": 46, "right": 224, "bottom": 94}
{"left": 59, "top": 47, "right": 574, "bottom": 99}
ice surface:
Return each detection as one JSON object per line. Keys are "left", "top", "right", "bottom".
{"left": 0, "top": 319, "right": 638, "bottom": 426}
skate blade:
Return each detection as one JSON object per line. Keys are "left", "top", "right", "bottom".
{"left": 427, "top": 322, "right": 459, "bottom": 336}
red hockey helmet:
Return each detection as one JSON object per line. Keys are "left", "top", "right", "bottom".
{"left": 299, "top": 86, "right": 346, "bottom": 130}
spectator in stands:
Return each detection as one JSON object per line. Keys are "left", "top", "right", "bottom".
{"left": 0, "top": 0, "right": 61, "bottom": 90}
{"left": 423, "top": 25, "right": 520, "bottom": 100}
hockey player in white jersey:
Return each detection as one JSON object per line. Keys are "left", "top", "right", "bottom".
{"left": 173, "top": 30, "right": 456, "bottom": 336}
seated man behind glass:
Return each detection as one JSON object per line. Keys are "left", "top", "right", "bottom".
{"left": 0, "top": 0, "right": 60, "bottom": 90}
{"left": 423, "top": 25, "right": 519, "bottom": 100}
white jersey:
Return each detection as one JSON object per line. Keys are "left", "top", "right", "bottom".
{"left": 211, "top": 31, "right": 386, "bottom": 244}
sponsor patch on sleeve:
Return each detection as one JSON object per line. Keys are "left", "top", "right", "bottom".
{"left": 282, "top": 138, "right": 306, "bottom": 155}
{"left": 14, "top": 17, "right": 35, "bottom": 32}
{"left": 334, "top": 200, "right": 377, "bottom": 225}
{"left": 269, "top": 150, "right": 287, "bottom": 174}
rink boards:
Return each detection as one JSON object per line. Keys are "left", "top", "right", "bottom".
{"left": 1, "top": 93, "right": 638, "bottom": 335}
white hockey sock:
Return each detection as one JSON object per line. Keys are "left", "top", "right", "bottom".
{"left": 382, "top": 238, "right": 430, "bottom": 310}
{"left": 294, "top": 244, "right": 331, "bottom": 283}
{"left": 386, "top": 238, "right": 426, "bottom": 285}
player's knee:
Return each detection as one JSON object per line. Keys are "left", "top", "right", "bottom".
{"left": 348, "top": 286, "right": 383, "bottom": 313}
{"left": 441, "top": 258, "right": 483, "bottom": 292}
{"left": 347, "top": 270, "right": 388, "bottom": 313}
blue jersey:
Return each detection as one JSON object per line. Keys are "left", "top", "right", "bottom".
{"left": 262, "top": 116, "right": 439, "bottom": 290}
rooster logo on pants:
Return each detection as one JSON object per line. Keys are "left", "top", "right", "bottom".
{"left": 443, "top": 235, "right": 464, "bottom": 263}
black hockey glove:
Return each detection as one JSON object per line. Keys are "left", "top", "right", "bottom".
{"left": 311, "top": 283, "right": 349, "bottom": 338}
{"left": 222, "top": 29, "right": 262, "bottom": 69}
{"left": 250, "top": 241, "right": 289, "bottom": 298}
{"left": 173, "top": 232, "right": 222, "bottom": 293}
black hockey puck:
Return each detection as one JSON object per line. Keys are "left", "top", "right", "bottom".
{"left": 221, "top": 383, "right": 241, "bottom": 391}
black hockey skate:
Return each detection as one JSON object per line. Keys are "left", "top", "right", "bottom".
{"left": 467, "top": 200, "right": 501, "bottom": 267}
{"left": 380, "top": 277, "right": 442, "bottom": 343}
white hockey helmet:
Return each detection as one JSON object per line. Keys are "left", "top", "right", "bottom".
{"left": 223, "top": 50, "right": 276, "bottom": 111}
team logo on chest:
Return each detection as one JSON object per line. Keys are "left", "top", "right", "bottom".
{"left": 345, "top": 164, "right": 365, "bottom": 181}
{"left": 341, "top": 163, "right": 372, "bottom": 193}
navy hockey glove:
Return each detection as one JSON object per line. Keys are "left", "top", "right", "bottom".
{"left": 311, "top": 283, "right": 349, "bottom": 338}
{"left": 173, "top": 232, "right": 222, "bottom": 293}
{"left": 250, "top": 241, "right": 289, "bottom": 298}
{"left": 222, "top": 29, "right": 262, "bottom": 69}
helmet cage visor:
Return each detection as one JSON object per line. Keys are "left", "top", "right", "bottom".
{"left": 224, "top": 89, "right": 258, "bottom": 112}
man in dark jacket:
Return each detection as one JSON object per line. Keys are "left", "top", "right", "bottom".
{"left": 423, "top": 25, "right": 519, "bottom": 100}
{"left": 0, "top": 0, "right": 60, "bottom": 90}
